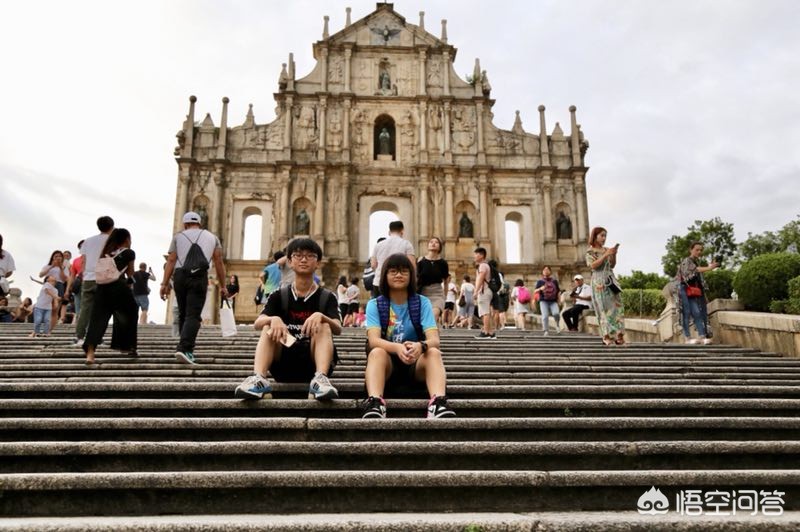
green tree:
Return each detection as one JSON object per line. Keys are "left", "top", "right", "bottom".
{"left": 738, "top": 231, "right": 781, "bottom": 264}
{"left": 777, "top": 217, "right": 800, "bottom": 253}
{"left": 661, "top": 217, "right": 737, "bottom": 277}
{"left": 618, "top": 270, "right": 671, "bottom": 290}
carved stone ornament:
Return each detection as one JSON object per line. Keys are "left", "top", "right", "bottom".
{"left": 294, "top": 209, "right": 310, "bottom": 235}
{"left": 556, "top": 211, "right": 573, "bottom": 240}
{"left": 458, "top": 212, "right": 474, "bottom": 238}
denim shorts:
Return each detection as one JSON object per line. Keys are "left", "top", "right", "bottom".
{"left": 134, "top": 294, "right": 149, "bottom": 311}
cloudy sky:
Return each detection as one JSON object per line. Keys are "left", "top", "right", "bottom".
{"left": 1, "top": 0, "right": 798, "bottom": 323}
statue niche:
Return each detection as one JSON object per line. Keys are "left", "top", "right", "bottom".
{"left": 373, "top": 114, "right": 396, "bottom": 160}
{"left": 556, "top": 211, "right": 573, "bottom": 240}
{"left": 458, "top": 212, "right": 474, "bottom": 238}
{"left": 294, "top": 208, "right": 310, "bottom": 236}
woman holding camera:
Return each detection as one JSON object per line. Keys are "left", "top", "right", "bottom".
{"left": 586, "top": 227, "right": 626, "bottom": 346}
{"left": 676, "top": 242, "right": 719, "bottom": 345}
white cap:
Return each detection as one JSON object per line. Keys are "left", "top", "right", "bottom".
{"left": 573, "top": 274, "right": 584, "bottom": 280}
{"left": 182, "top": 211, "right": 201, "bottom": 224}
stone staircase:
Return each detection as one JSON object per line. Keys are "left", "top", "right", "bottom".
{"left": 1, "top": 323, "right": 800, "bottom": 530}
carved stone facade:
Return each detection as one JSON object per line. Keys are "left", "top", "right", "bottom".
{"left": 172, "top": 3, "right": 591, "bottom": 322}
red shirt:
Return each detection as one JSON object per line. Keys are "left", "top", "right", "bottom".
{"left": 70, "top": 255, "right": 85, "bottom": 278}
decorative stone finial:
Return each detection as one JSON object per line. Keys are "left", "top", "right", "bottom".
{"left": 345, "top": 7, "right": 351, "bottom": 27}
{"left": 189, "top": 95, "right": 197, "bottom": 103}
{"left": 569, "top": 105, "right": 577, "bottom": 113}
{"left": 512, "top": 110, "right": 525, "bottom": 135}
{"left": 222, "top": 97, "right": 229, "bottom": 104}
{"left": 538, "top": 105, "right": 545, "bottom": 112}
{"left": 323, "top": 16, "right": 329, "bottom": 39}
{"left": 441, "top": 19, "right": 448, "bottom": 43}
{"left": 419, "top": 11, "right": 425, "bottom": 30}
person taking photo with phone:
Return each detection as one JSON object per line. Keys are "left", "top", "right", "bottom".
{"left": 676, "top": 241, "right": 719, "bottom": 345}
{"left": 586, "top": 227, "right": 626, "bottom": 346}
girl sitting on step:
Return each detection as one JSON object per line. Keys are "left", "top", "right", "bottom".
{"left": 361, "top": 253, "right": 455, "bottom": 420}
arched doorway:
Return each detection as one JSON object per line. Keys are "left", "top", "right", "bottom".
{"left": 241, "top": 210, "right": 263, "bottom": 260}
{"left": 504, "top": 212, "right": 523, "bottom": 264}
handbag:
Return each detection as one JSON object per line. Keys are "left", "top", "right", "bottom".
{"left": 219, "top": 300, "right": 237, "bottom": 337}
{"left": 458, "top": 294, "right": 466, "bottom": 307}
{"left": 95, "top": 255, "right": 122, "bottom": 285}
{"left": 685, "top": 284, "right": 703, "bottom": 298}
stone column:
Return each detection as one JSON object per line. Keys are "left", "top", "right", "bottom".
{"left": 182, "top": 96, "right": 196, "bottom": 158}
{"left": 538, "top": 105, "right": 550, "bottom": 167}
{"left": 343, "top": 48, "right": 352, "bottom": 93}
{"left": 339, "top": 172, "right": 351, "bottom": 257}
{"left": 211, "top": 164, "right": 226, "bottom": 237}
{"left": 216, "top": 97, "right": 229, "bottom": 160}
{"left": 569, "top": 105, "right": 581, "bottom": 167}
{"left": 318, "top": 96, "right": 327, "bottom": 161}
{"left": 478, "top": 173, "right": 489, "bottom": 241}
{"left": 320, "top": 47, "right": 328, "bottom": 93}
{"left": 542, "top": 176, "right": 554, "bottom": 241}
{"left": 278, "top": 170, "right": 291, "bottom": 245}
{"left": 418, "top": 101, "right": 428, "bottom": 163}
{"left": 342, "top": 99, "right": 351, "bottom": 162}
{"left": 443, "top": 101, "right": 451, "bottom": 158}
{"left": 444, "top": 173, "right": 455, "bottom": 239}
{"left": 283, "top": 95, "right": 294, "bottom": 159}
{"left": 575, "top": 175, "right": 588, "bottom": 242}
{"left": 475, "top": 101, "right": 485, "bottom": 164}
{"left": 419, "top": 172, "right": 429, "bottom": 239}
{"left": 326, "top": 176, "right": 337, "bottom": 241}
{"left": 442, "top": 51, "right": 451, "bottom": 96}
{"left": 175, "top": 164, "right": 192, "bottom": 233}
{"left": 314, "top": 171, "right": 325, "bottom": 239}
{"left": 418, "top": 49, "right": 427, "bottom": 95}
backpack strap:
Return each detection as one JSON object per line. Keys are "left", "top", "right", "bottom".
{"left": 377, "top": 295, "right": 391, "bottom": 339}
{"left": 280, "top": 284, "right": 291, "bottom": 317}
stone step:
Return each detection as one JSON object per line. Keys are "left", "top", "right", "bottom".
{"left": 2, "top": 469, "right": 798, "bottom": 516}
{"left": 3, "top": 416, "right": 799, "bottom": 442}
{"left": 3, "top": 382, "right": 800, "bottom": 400}
{"left": 3, "top": 512, "right": 800, "bottom": 532}
{"left": 3, "top": 398, "right": 800, "bottom": 418}
{"left": 3, "top": 440, "right": 799, "bottom": 473}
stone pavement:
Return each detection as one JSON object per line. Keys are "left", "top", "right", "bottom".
{"left": 0, "top": 323, "right": 798, "bottom": 529}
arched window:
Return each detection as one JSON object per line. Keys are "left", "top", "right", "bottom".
{"left": 373, "top": 114, "right": 396, "bottom": 160}
{"left": 369, "top": 207, "right": 400, "bottom": 258}
{"left": 505, "top": 212, "right": 523, "bottom": 264}
{"left": 241, "top": 208, "right": 263, "bottom": 260}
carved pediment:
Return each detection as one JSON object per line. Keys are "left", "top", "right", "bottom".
{"left": 327, "top": 4, "right": 445, "bottom": 48}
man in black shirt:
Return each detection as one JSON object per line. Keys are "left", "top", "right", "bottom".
{"left": 235, "top": 238, "right": 342, "bottom": 401}
{"left": 132, "top": 263, "right": 155, "bottom": 324}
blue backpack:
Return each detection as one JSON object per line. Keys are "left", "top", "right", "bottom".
{"left": 376, "top": 294, "right": 425, "bottom": 341}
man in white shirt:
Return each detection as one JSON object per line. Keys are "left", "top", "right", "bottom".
{"left": 370, "top": 221, "right": 415, "bottom": 297}
{"left": 0, "top": 234, "right": 15, "bottom": 296}
{"left": 562, "top": 274, "right": 593, "bottom": 331}
{"left": 74, "top": 216, "right": 114, "bottom": 345}
{"left": 160, "top": 211, "right": 228, "bottom": 364}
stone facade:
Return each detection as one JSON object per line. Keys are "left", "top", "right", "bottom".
{"left": 171, "top": 4, "right": 591, "bottom": 322}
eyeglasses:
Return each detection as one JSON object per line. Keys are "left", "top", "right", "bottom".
{"left": 291, "top": 253, "right": 318, "bottom": 261}
{"left": 386, "top": 267, "right": 411, "bottom": 276}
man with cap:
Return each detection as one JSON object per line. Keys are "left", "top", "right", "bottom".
{"left": 561, "top": 274, "right": 593, "bottom": 332}
{"left": 160, "top": 211, "right": 228, "bottom": 364}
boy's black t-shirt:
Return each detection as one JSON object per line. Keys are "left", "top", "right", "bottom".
{"left": 261, "top": 286, "right": 340, "bottom": 341}
{"left": 132, "top": 270, "right": 150, "bottom": 295}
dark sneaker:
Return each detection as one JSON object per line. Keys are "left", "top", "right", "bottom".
{"left": 175, "top": 351, "right": 197, "bottom": 365}
{"left": 427, "top": 395, "right": 456, "bottom": 419}
{"left": 474, "top": 332, "right": 496, "bottom": 339}
{"left": 235, "top": 374, "right": 273, "bottom": 400}
{"left": 361, "top": 396, "right": 387, "bottom": 419}
{"left": 308, "top": 372, "right": 339, "bottom": 401}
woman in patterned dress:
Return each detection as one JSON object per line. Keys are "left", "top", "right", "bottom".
{"left": 586, "top": 227, "right": 626, "bottom": 346}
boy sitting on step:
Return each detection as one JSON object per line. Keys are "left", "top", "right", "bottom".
{"left": 361, "top": 253, "right": 455, "bottom": 419}
{"left": 235, "top": 238, "right": 341, "bottom": 401}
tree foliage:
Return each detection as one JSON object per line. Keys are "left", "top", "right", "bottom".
{"left": 732, "top": 253, "right": 800, "bottom": 312}
{"left": 618, "top": 270, "right": 670, "bottom": 290}
{"left": 662, "top": 217, "right": 737, "bottom": 277}
{"left": 738, "top": 216, "right": 800, "bottom": 264}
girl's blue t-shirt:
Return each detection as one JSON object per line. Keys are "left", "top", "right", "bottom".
{"left": 365, "top": 295, "right": 437, "bottom": 342}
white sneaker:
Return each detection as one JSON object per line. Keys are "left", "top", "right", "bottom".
{"left": 309, "top": 372, "right": 339, "bottom": 400}
{"left": 74, "top": 338, "right": 84, "bottom": 347}
{"left": 234, "top": 374, "right": 273, "bottom": 400}
{"left": 687, "top": 338, "right": 700, "bottom": 345}
{"left": 702, "top": 338, "right": 713, "bottom": 345}
{"left": 542, "top": 331, "right": 549, "bottom": 337}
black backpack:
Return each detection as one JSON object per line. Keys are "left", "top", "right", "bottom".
{"left": 487, "top": 263, "right": 502, "bottom": 293}
{"left": 179, "top": 230, "right": 210, "bottom": 276}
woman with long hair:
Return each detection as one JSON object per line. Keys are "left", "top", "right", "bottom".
{"left": 336, "top": 275, "right": 350, "bottom": 325}
{"left": 417, "top": 237, "right": 449, "bottom": 325}
{"left": 361, "top": 253, "right": 455, "bottom": 419}
{"left": 586, "top": 227, "right": 626, "bottom": 346}
{"left": 39, "top": 250, "right": 69, "bottom": 331}
{"left": 82, "top": 228, "right": 139, "bottom": 365}
{"left": 224, "top": 274, "right": 240, "bottom": 310}
{"left": 510, "top": 278, "right": 531, "bottom": 330}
